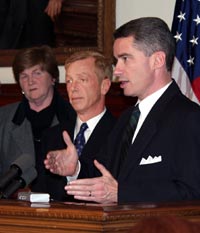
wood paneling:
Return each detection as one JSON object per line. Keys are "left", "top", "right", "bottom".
{"left": 0, "top": 83, "right": 135, "bottom": 117}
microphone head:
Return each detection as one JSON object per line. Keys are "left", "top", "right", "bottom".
{"left": 21, "top": 167, "right": 37, "bottom": 187}
{"left": 0, "top": 167, "right": 37, "bottom": 199}
{"left": 11, "top": 154, "right": 35, "bottom": 174}
{"left": 0, "top": 154, "right": 35, "bottom": 191}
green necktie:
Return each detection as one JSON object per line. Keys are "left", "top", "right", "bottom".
{"left": 120, "top": 104, "right": 140, "bottom": 165}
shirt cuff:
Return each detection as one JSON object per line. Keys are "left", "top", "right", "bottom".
{"left": 66, "top": 160, "right": 81, "bottom": 182}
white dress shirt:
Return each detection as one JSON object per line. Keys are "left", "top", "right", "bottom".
{"left": 74, "top": 108, "right": 106, "bottom": 143}
{"left": 132, "top": 81, "right": 172, "bottom": 142}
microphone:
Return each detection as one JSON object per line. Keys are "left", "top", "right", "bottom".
{"left": 1, "top": 166, "right": 37, "bottom": 199}
{"left": 0, "top": 154, "right": 34, "bottom": 191}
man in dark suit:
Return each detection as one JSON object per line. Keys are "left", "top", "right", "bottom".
{"left": 44, "top": 17, "right": 200, "bottom": 204}
{"left": 35, "top": 50, "right": 116, "bottom": 201}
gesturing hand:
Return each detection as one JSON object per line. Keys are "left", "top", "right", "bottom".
{"left": 65, "top": 160, "right": 118, "bottom": 204}
{"left": 44, "top": 130, "right": 79, "bottom": 176}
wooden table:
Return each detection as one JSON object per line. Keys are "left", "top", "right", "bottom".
{"left": 1, "top": 199, "right": 200, "bottom": 232}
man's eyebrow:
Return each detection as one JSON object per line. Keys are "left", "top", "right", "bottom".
{"left": 66, "top": 72, "right": 89, "bottom": 78}
{"left": 117, "top": 53, "right": 131, "bottom": 58}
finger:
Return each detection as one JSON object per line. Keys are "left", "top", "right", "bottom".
{"left": 66, "top": 189, "right": 102, "bottom": 203}
{"left": 67, "top": 177, "right": 99, "bottom": 186}
{"left": 53, "top": 4, "right": 60, "bottom": 16}
{"left": 44, "top": 6, "right": 55, "bottom": 21}
{"left": 62, "top": 130, "right": 73, "bottom": 146}
{"left": 44, "top": 151, "right": 58, "bottom": 169}
{"left": 65, "top": 184, "right": 94, "bottom": 200}
{"left": 94, "top": 160, "right": 113, "bottom": 177}
{"left": 45, "top": 151, "right": 58, "bottom": 163}
{"left": 44, "top": 153, "right": 53, "bottom": 165}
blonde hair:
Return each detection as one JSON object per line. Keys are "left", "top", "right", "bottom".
{"left": 65, "top": 50, "right": 113, "bottom": 82}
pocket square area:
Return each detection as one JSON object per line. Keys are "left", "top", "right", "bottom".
{"left": 139, "top": 155, "right": 162, "bottom": 165}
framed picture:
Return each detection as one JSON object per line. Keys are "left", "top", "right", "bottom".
{"left": 0, "top": 0, "right": 116, "bottom": 66}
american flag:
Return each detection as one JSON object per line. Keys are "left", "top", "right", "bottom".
{"left": 171, "top": 0, "right": 200, "bottom": 104}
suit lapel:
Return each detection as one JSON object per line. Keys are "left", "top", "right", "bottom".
{"left": 81, "top": 110, "right": 115, "bottom": 158}
{"left": 119, "top": 116, "right": 157, "bottom": 178}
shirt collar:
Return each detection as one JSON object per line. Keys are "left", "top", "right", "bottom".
{"left": 138, "top": 81, "right": 172, "bottom": 119}
{"left": 76, "top": 108, "right": 106, "bottom": 133}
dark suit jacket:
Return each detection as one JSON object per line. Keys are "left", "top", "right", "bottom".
{"left": 83, "top": 81, "right": 200, "bottom": 204}
{"left": 38, "top": 109, "right": 116, "bottom": 201}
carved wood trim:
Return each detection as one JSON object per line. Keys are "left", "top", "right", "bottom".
{"left": 0, "top": 200, "right": 200, "bottom": 232}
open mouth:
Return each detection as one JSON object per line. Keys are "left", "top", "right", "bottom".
{"left": 119, "top": 80, "right": 129, "bottom": 88}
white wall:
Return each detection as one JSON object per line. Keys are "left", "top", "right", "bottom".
{"left": 0, "top": 0, "right": 176, "bottom": 84}
{"left": 116, "top": 0, "right": 175, "bottom": 28}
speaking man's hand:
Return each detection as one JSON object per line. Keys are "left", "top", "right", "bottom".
{"left": 65, "top": 160, "right": 118, "bottom": 204}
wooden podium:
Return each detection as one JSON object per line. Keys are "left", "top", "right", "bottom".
{"left": 1, "top": 199, "right": 200, "bottom": 232}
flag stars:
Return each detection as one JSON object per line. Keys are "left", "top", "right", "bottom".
{"left": 177, "top": 11, "right": 186, "bottom": 22}
{"left": 187, "top": 56, "right": 194, "bottom": 66}
{"left": 174, "top": 31, "right": 182, "bottom": 42}
{"left": 193, "top": 15, "right": 200, "bottom": 25}
{"left": 190, "top": 36, "right": 199, "bottom": 46}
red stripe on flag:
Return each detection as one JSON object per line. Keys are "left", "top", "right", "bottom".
{"left": 192, "top": 77, "right": 200, "bottom": 102}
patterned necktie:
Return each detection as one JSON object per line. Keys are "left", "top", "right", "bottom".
{"left": 74, "top": 123, "right": 88, "bottom": 156}
{"left": 120, "top": 104, "right": 140, "bottom": 165}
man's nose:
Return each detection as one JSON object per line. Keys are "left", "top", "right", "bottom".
{"left": 113, "top": 63, "right": 123, "bottom": 77}
{"left": 71, "top": 80, "right": 79, "bottom": 91}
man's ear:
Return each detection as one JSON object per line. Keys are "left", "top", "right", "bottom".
{"left": 151, "top": 51, "right": 166, "bottom": 69}
{"left": 101, "top": 78, "right": 111, "bottom": 95}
